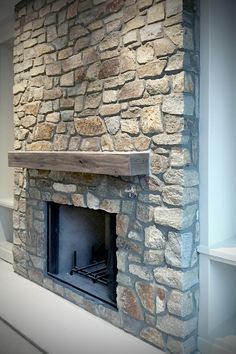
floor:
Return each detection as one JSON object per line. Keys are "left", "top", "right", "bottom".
{"left": 0, "top": 258, "right": 162, "bottom": 354}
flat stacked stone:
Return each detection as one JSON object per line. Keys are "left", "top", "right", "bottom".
{"left": 12, "top": 0, "right": 200, "bottom": 352}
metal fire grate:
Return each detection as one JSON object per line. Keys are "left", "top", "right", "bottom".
{"left": 70, "top": 250, "right": 108, "bottom": 285}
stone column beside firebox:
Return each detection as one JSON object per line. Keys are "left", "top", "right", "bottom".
{"left": 12, "top": 0, "right": 200, "bottom": 353}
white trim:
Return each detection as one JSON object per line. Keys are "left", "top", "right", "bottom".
{"left": 198, "top": 237, "right": 236, "bottom": 266}
{"left": 0, "top": 241, "right": 13, "bottom": 264}
{"left": 198, "top": 336, "right": 236, "bottom": 354}
{"left": 0, "top": 198, "right": 14, "bottom": 209}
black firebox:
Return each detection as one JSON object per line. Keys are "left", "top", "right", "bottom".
{"left": 47, "top": 202, "right": 117, "bottom": 308}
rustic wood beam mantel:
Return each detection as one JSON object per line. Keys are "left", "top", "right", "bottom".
{"left": 8, "top": 151, "right": 150, "bottom": 176}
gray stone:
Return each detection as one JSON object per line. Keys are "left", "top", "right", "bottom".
{"left": 170, "top": 148, "right": 191, "bottom": 167}
{"left": 167, "top": 290, "right": 194, "bottom": 317}
{"left": 144, "top": 225, "right": 165, "bottom": 250}
{"left": 140, "top": 23, "right": 163, "bottom": 42}
{"left": 140, "top": 327, "right": 164, "bottom": 349}
{"left": 129, "top": 264, "right": 153, "bottom": 281}
{"left": 165, "top": 231, "right": 193, "bottom": 268}
{"left": 146, "top": 77, "right": 170, "bottom": 95}
{"left": 156, "top": 313, "right": 197, "bottom": 338}
{"left": 162, "top": 185, "right": 199, "bottom": 206}
{"left": 53, "top": 183, "right": 76, "bottom": 193}
{"left": 154, "top": 267, "right": 198, "bottom": 291}
{"left": 144, "top": 250, "right": 164, "bottom": 265}
{"left": 154, "top": 205, "right": 197, "bottom": 230}
{"left": 104, "top": 116, "right": 120, "bottom": 135}
{"left": 167, "top": 335, "right": 197, "bottom": 354}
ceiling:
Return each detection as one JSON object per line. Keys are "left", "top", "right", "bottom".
{"left": 0, "top": 0, "right": 19, "bottom": 24}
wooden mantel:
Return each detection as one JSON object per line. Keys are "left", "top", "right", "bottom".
{"left": 8, "top": 151, "right": 150, "bottom": 176}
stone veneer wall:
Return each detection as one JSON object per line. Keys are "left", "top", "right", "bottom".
{"left": 12, "top": 0, "right": 200, "bottom": 352}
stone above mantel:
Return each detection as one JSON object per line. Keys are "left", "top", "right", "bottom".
{"left": 8, "top": 151, "right": 150, "bottom": 176}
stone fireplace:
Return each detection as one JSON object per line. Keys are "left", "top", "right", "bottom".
{"left": 11, "top": 0, "right": 200, "bottom": 352}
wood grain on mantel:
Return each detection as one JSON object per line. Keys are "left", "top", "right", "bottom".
{"left": 8, "top": 151, "right": 150, "bottom": 176}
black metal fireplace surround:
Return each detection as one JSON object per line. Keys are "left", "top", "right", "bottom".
{"left": 47, "top": 202, "right": 117, "bottom": 308}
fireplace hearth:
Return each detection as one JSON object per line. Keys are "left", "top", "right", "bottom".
{"left": 47, "top": 202, "right": 117, "bottom": 308}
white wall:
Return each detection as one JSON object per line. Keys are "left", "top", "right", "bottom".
{"left": 0, "top": 42, "right": 14, "bottom": 201}
{"left": 200, "top": 0, "right": 236, "bottom": 247}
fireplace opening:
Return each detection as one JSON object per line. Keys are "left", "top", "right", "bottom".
{"left": 47, "top": 202, "right": 117, "bottom": 308}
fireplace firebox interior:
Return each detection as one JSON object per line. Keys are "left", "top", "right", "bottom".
{"left": 47, "top": 202, "right": 117, "bottom": 308}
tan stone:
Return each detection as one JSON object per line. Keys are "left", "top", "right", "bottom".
{"left": 170, "top": 148, "right": 191, "bottom": 167}
{"left": 168, "top": 290, "right": 193, "bottom": 317}
{"left": 54, "top": 134, "right": 68, "bottom": 150}
{"left": 140, "top": 106, "right": 163, "bottom": 134}
{"left": 164, "top": 115, "right": 184, "bottom": 133}
{"left": 138, "top": 0, "right": 153, "bottom": 11}
{"left": 72, "top": 194, "right": 86, "bottom": 208}
{"left": 117, "top": 286, "right": 143, "bottom": 320}
{"left": 146, "top": 77, "right": 170, "bottom": 95}
{"left": 67, "top": 1, "right": 78, "bottom": 19}
{"left": 31, "top": 65, "right": 45, "bottom": 77}
{"left": 99, "top": 58, "right": 120, "bottom": 79}
{"left": 13, "top": 81, "right": 27, "bottom": 95}
{"left": 165, "top": 24, "right": 183, "bottom": 47}
{"left": 137, "top": 60, "right": 166, "bottom": 78}
{"left": 135, "top": 135, "right": 151, "bottom": 151}
{"left": 60, "top": 98, "right": 74, "bottom": 109}
{"left": 137, "top": 43, "right": 154, "bottom": 64}
{"left": 147, "top": 3, "right": 165, "bottom": 24}
{"left": 81, "top": 137, "right": 100, "bottom": 151}
{"left": 166, "top": 52, "right": 184, "bottom": 71}
{"left": 140, "top": 327, "right": 164, "bottom": 348}
{"left": 140, "top": 23, "right": 163, "bottom": 43}
{"left": 69, "top": 25, "right": 89, "bottom": 40}
{"left": 162, "top": 185, "right": 199, "bottom": 206}
{"left": 44, "top": 88, "right": 62, "bottom": 100}
{"left": 46, "top": 63, "right": 61, "bottom": 76}
{"left": 62, "top": 53, "right": 83, "bottom": 72}
{"left": 75, "top": 116, "right": 106, "bottom": 136}
{"left": 119, "top": 80, "right": 144, "bottom": 101}
{"left": 163, "top": 168, "right": 199, "bottom": 187}
{"left": 35, "top": 44, "right": 54, "bottom": 57}
{"left": 136, "top": 282, "right": 156, "bottom": 314}
{"left": 82, "top": 47, "right": 99, "bottom": 64}
{"left": 21, "top": 115, "right": 36, "bottom": 128}
{"left": 116, "top": 214, "right": 129, "bottom": 237}
{"left": 166, "top": 0, "right": 183, "bottom": 17}
{"left": 122, "top": 16, "right": 145, "bottom": 34}
{"left": 74, "top": 96, "right": 84, "bottom": 113}
{"left": 151, "top": 153, "right": 169, "bottom": 174}
{"left": 84, "top": 93, "right": 101, "bottom": 109}
{"left": 113, "top": 134, "right": 134, "bottom": 151}
{"left": 154, "top": 204, "right": 197, "bottom": 230}
{"left": 53, "top": 183, "right": 76, "bottom": 193}
{"left": 60, "top": 72, "right": 74, "bottom": 86}
{"left": 144, "top": 225, "right": 165, "bottom": 250}
{"left": 34, "top": 123, "right": 55, "bottom": 141}
{"left": 120, "top": 48, "right": 136, "bottom": 73}
{"left": 24, "top": 101, "right": 40, "bottom": 116}
{"left": 153, "top": 133, "right": 188, "bottom": 145}
{"left": 123, "top": 30, "right": 137, "bottom": 45}
{"left": 98, "top": 32, "right": 120, "bottom": 51}
{"left": 46, "top": 112, "right": 60, "bottom": 123}
{"left": 101, "top": 134, "right": 114, "bottom": 151}
{"left": 99, "top": 104, "right": 121, "bottom": 117}
{"left": 121, "top": 119, "right": 139, "bottom": 134}
{"left": 27, "top": 141, "right": 52, "bottom": 151}
{"left": 103, "top": 90, "right": 117, "bottom": 104}
{"left": 58, "top": 48, "right": 73, "bottom": 60}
